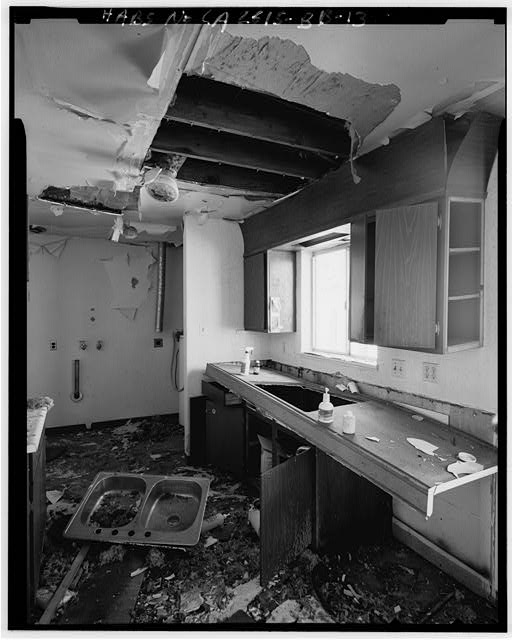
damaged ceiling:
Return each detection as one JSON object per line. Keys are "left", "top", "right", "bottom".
{"left": 15, "top": 19, "right": 504, "bottom": 244}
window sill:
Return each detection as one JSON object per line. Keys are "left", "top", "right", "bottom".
{"left": 301, "top": 350, "right": 379, "bottom": 370}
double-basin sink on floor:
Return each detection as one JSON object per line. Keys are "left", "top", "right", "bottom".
{"left": 64, "top": 472, "right": 210, "bottom": 547}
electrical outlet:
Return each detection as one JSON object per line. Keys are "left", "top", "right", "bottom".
{"left": 153, "top": 338, "right": 163, "bottom": 348}
{"left": 422, "top": 362, "right": 439, "bottom": 383}
{"left": 391, "top": 358, "right": 406, "bottom": 378}
{"left": 49, "top": 339, "right": 57, "bottom": 351}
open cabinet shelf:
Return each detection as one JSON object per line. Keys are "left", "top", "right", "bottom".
{"left": 445, "top": 197, "right": 484, "bottom": 351}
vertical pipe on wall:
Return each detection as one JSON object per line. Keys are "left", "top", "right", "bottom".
{"left": 155, "top": 242, "right": 166, "bottom": 333}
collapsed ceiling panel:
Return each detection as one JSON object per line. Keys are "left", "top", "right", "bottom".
{"left": 15, "top": 21, "right": 199, "bottom": 197}
{"left": 16, "top": 18, "right": 504, "bottom": 242}
{"left": 186, "top": 31, "right": 401, "bottom": 142}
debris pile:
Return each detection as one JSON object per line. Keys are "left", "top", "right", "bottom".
{"left": 37, "top": 417, "right": 499, "bottom": 626}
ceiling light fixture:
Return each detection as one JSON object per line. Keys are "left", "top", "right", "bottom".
{"left": 144, "top": 167, "right": 180, "bottom": 203}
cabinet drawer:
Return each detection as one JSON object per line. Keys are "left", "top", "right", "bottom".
{"left": 202, "top": 380, "right": 242, "bottom": 406}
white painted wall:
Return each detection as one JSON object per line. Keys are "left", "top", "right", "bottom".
{"left": 182, "top": 216, "right": 270, "bottom": 453}
{"left": 27, "top": 237, "right": 183, "bottom": 427}
{"left": 265, "top": 158, "right": 499, "bottom": 577}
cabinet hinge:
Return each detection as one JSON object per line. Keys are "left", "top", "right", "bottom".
{"left": 437, "top": 215, "right": 442, "bottom": 230}
{"left": 434, "top": 321, "right": 440, "bottom": 336}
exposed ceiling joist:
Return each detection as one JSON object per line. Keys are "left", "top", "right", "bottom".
{"left": 151, "top": 120, "right": 338, "bottom": 179}
{"left": 165, "top": 76, "right": 351, "bottom": 157}
{"left": 175, "top": 158, "right": 306, "bottom": 196}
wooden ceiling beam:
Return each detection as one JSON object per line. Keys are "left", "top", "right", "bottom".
{"left": 145, "top": 152, "right": 307, "bottom": 196}
{"left": 151, "top": 121, "right": 336, "bottom": 179}
{"left": 165, "top": 76, "right": 351, "bottom": 158}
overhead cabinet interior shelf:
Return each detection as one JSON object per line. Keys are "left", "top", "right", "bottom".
{"left": 446, "top": 197, "right": 484, "bottom": 351}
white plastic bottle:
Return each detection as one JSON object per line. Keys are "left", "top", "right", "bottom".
{"left": 241, "top": 347, "right": 253, "bottom": 375}
{"left": 318, "top": 387, "right": 334, "bottom": 424}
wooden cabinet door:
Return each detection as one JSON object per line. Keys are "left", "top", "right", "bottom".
{"left": 205, "top": 400, "right": 245, "bottom": 475}
{"left": 267, "top": 250, "right": 296, "bottom": 333}
{"left": 244, "top": 253, "right": 267, "bottom": 331}
{"left": 260, "top": 448, "right": 314, "bottom": 584}
{"left": 374, "top": 202, "right": 438, "bottom": 349}
{"left": 350, "top": 214, "right": 375, "bottom": 343}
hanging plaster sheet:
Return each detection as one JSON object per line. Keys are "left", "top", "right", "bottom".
{"left": 101, "top": 248, "right": 155, "bottom": 317}
{"left": 186, "top": 29, "right": 401, "bottom": 141}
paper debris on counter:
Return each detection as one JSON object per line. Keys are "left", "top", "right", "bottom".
{"left": 365, "top": 436, "right": 380, "bottom": 442}
{"left": 447, "top": 461, "right": 484, "bottom": 479}
{"left": 458, "top": 452, "right": 477, "bottom": 463}
{"left": 411, "top": 414, "right": 424, "bottom": 421}
{"left": 46, "top": 490, "right": 64, "bottom": 504}
{"left": 407, "top": 438, "right": 438, "bottom": 456}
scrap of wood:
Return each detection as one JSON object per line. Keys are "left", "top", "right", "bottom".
{"left": 38, "top": 544, "right": 90, "bottom": 625}
{"left": 418, "top": 591, "right": 455, "bottom": 623}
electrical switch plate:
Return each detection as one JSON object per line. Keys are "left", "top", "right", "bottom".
{"left": 49, "top": 340, "right": 57, "bottom": 351}
{"left": 391, "top": 358, "right": 406, "bottom": 378}
{"left": 422, "top": 362, "right": 439, "bottom": 383}
{"left": 153, "top": 338, "right": 163, "bottom": 348}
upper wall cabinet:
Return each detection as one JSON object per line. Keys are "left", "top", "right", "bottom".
{"left": 370, "top": 197, "right": 484, "bottom": 353}
{"left": 375, "top": 203, "right": 439, "bottom": 349}
{"left": 244, "top": 250, "right": 296, "bottom": 333}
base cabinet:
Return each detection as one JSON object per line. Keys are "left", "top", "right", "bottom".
{"left": 202, "top": 381, "right": 245, "bottom": 476}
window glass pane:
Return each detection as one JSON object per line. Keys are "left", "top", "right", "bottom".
{"left": 312, "top": 248, "right": 349, "bottom": 354}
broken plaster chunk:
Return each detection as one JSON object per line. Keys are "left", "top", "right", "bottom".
{"left": 266, "top": 599, "right": 302, "bottom": 623}
{"left": 204, "top": 536, "right": 218, "bottom": 548}
{"left": 46, "top": 490, "right": 64, "bottom": 504}
{"left": 394, "top": 605, "right": 402, "bottom": 614}
{"left": 407, "top": 438, "right": 438, "bottom": 456}
{"left": 180, "top": 588, "right": 204, "bottom": 615}
{"left": 130, "top": 566, "right": 148, "bottom": 578}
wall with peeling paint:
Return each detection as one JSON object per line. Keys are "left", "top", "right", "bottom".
{"left": 27, "top": 238, "right": 183, "bottom": 427}
{"left": 182, "top": 216, "right": 271, "bottom": 453}
{"left": 264, "top": 158, "right": 499, "bottom": 578}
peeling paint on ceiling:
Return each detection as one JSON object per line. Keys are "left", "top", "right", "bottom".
{"left": 16, "top": 19, "right": 504, "bottom": 242}
{"left": 188, "top": 31, "right": 401, "bottom": 141}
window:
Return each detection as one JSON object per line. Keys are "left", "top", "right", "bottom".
{"left": 312, "top": 246, "right": 350, "bottom": 354}
{"left": 297, "top": 223, "right": 377, "bottom": 365}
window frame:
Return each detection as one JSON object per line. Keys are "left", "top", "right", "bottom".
{"left": 310, "top": 243, "right": 351, "bottom": 357}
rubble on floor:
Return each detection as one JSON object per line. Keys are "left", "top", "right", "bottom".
{"left": 37, "top": 415, "right": 498, "bottom": 626}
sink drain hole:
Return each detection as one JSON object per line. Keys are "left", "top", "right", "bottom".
{"left": 128, "top": 530, "right": 135, "bottom": 536}
{"left": 95, "top": 528, "right": 102, "bottom": 534}
{"left": 144, "top": 531, "right": 151, "bottom": 537}
{"left": 112, "top": 529, "right": 118, "bottom": 535}
{"left": 167, "top": 514, "right": 181, "bottom": 527}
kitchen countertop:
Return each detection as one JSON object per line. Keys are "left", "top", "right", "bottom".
{"left": 27, "top": 407, "right": 48, "bottom": 454}
{"left": 205, "top": 362, "right": 498, "bottom": 518}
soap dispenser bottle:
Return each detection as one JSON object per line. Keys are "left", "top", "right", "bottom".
{"left": 318, "top": 387, "right": 334, "bottom": 424}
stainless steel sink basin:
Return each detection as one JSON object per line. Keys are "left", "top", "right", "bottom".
{"left": 64, "top": 472, "right": 210, "bottom": 547}
{"left": 255, "top": 383, "right": 355, "bottom": 412}
{"left": 139, "top": 479, "right": 204, "bottom": 533}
